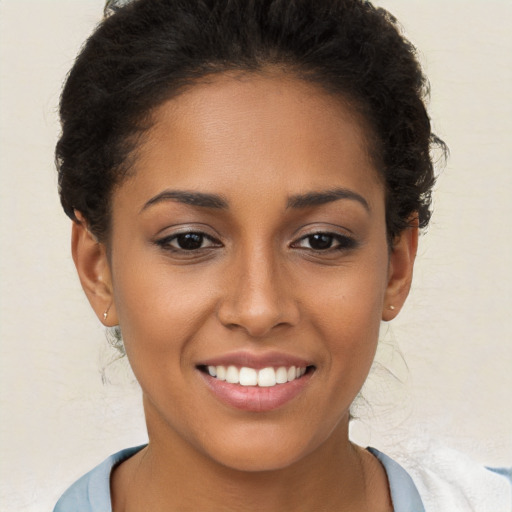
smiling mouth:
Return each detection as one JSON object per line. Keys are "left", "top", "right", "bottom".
{"left": 197, "top": 365, "right": 314, "bottom": 388}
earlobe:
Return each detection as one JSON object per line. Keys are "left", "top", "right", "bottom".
{"left": 382, "top": 223, "right": 418, "bottom": 322}
{"left": 71, "top": 213, "right": 118, "bottom": 326}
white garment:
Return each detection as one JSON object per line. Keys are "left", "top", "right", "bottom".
{"left": 391, "top": 439, "right": 511, "bottom": 511}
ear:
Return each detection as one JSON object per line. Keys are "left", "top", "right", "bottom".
{"left": 71, "top": 212, "right": 118, "bottom": 326}
{"left": 382, "top": 221, "right": 418, "bottom": 322}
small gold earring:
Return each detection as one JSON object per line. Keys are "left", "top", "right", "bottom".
{"left": 103, "top": 304, "right": 112, "bottom": 322}
{"left": 388, "top": 305, "right": 396, "bottom": 311}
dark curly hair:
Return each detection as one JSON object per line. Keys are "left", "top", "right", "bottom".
{"left": 57, "top": 0, "right": 447, "bottom": 243}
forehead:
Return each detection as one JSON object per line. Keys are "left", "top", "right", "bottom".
{"left": 119, "top": 72, "right": 383, "bottom": 211}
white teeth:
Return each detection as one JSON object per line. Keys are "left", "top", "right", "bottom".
{"left": 206, "top": 364, "right": 309, "bottom": 387}
{"left": 239, "top": 367, "right": 258, "bottom": 386}
{"left": 275, "top": 366, "right": 288, "bottom": 384}
{"left": 258, "top": 367, "right": 277, "bottom": 387}
{"left": 225, "top": 365, "right": 239, "bottom": 384}
{"left": 216, "top": 365, "right": 226, "bottom": 381}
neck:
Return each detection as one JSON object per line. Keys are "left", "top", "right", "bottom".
{"left": 111, "top": 396, "right": 389, "bottom": 512}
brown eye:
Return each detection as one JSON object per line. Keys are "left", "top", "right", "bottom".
{"left": 174, "top": 233, "right": 205, "bottom": 250}
{"left": 307, "top": 234, "right": 334, "bottom": 250}
{"left": 293, "top": 232, "right": 356, "bottom": 252}
{"left": 156, "top": 231, "right": 221, "bottom": 252}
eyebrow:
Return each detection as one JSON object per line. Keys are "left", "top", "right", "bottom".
{"left": 141, "top": 187, "right": 370, "bottom": 213}
{"left": 141, "top": 190, "right": 229, "bottom": 212}
{"left": 286, "top": 188, "right": 370, "bottom": 212}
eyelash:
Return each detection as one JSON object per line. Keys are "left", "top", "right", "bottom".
{"left": 155, "top": 232, "right": 222, "bottom": 252}
{"left": 291, "top": 232, "right": 357, "bottom": 252}
{"left": 156, "top": 230, "right": 356, "bottom": 254}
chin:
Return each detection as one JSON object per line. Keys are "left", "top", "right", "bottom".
{"left": 208, "top": 443, "right": 309, "bottom": 473}
{"left": 196, "top": 421, "right": 337, "bottom": 473}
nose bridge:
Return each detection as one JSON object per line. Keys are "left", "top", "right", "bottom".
{"left": 218, "top": 240, "right": 298, "bottom": 337}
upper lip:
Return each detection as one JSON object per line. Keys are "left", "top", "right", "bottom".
{"left": 197, "top": 351, "right": 314, "bottom": 370}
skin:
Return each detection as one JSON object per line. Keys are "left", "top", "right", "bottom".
{"left": 72, "top": 73, "right": 417, "bottom": 511}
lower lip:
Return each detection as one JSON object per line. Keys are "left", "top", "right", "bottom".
{"left": 199, "top": 371, "right": 313, "bottom": 412}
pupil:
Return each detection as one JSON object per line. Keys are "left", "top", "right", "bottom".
{"left": 178, "top": 233, "right": 203, "bottom": 250}
{"left": 309, "top": 234, "right": 333, "bottom": 250}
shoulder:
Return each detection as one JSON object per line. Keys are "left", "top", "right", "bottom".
{"left": 53, "top": 445, "right": 146, "bottom": 512}
{"left": 369, "top": 447, "right": 426, "bottom": 512}
{"left": 374, "top": 441, "right": 512, "bottom": 512}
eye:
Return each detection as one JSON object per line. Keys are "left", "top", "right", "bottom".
{"left": 292, "top": 232, "right": 356, "bottom": 251}
{"left": 156, "top": 231, "right": 221, "bottom": 251}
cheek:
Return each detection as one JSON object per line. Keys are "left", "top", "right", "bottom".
{"left": 304, "top": 257, "right": 389, "bottom": 382}
{"left": 110, "top": 251, "right": 229, "bottom": 386}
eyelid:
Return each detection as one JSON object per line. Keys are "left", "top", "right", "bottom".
{"left": 290, "top": 220, "right": 355, "bottom": 237}
{"left": 154, "top": 223, "right": 221, "bottom": 240}
{"left": 154, "top": 225, "right": 223, "bottom": 252}
{"left": 167, "top": 232, "right": 220, "bottom": 249}
{"left": 292, "top": 232, "right": 356, "bottom": 249}
{"left": 289, "top": 223, "right": 358, "bottom": 252}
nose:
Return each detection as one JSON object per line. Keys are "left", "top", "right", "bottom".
{"left": 217, "top": 246, "right": 300, "bottom": 338}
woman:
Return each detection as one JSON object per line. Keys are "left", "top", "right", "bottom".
{"left": 52, "top": 0, "right": 511, "bottom": 510}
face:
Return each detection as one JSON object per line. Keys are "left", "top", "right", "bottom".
{"left": 75, "top": 73, "right": 415, "bottom": 472}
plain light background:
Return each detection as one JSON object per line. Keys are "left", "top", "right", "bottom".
{"left": 0, "top": 0, "right": 510, "bottom": 510}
